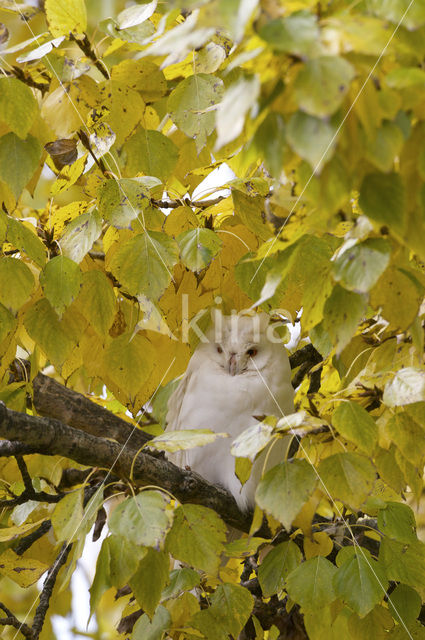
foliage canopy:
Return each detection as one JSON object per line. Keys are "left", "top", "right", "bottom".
{"left": 1, "top": 0, "right": 425, "bottom": 638}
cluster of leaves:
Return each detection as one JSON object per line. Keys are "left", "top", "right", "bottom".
{"left": 1, "top": 0, "right": 425, "bottom": 638}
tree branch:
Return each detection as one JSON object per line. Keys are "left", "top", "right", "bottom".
{"left": 150, "top": 195, "right": 226, "bottom": 209}
{"left": 0, "top": 456, "right": 64, "bottom": 508}
{"left": 0, "top": 402, "right": 254, "bottom": 533}
{"left": 69, "top": 33, "right": 109, "bottom": 79}
{"left": 32, "top": 543, "right": 73, "bottom": 639}
{"left": 14, "top": 521, "right": 52, "bottom": 556}
{"left": 9, "top": 360, "right": 153, "bottom": 451}
{"left": 0, "top": 602, "right": 33, "bottom": 639}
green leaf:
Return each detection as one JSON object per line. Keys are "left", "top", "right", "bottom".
{"left": 108, "top": 490, "right": 174, "bottom": 550}
{"left": 45, "top": 0, "right": 87, "bottom": 37}
{"left": 0, "top": 77, "right": 37, "bottom": 138}
{"left": 148, "top": 429, "right": 228, "bottom": 453}
{"left": 383, "top": 368, "right": 425, "bottom": 407}
{"left": 40, "top": 256, "right": 82, "bottom": 317}
{"left": 51, "top": 489, "right": 83, "bottom": 543}
{"left": 364, "top": 121, "right": 404, "bottom": 172}
{"left": 165, "top": 504, "right": 227, "bottom": 574}
{"left": 6, "top": 218, "right": 47, "bottom": 267}
{"left": 111, "top": 59, "right": 166, "bottom": 102}
{"left": 0, "top": 257, "right": 34, "bottom": 313}
{"left": 59, "top": 210, "right": 102, "bottom": 263}
{"left": 0, "top": 210, "right": 6, "bottom": 245}
{"left": 89, "top": 529, "right": 140, "bottom": 615}
{"left": 358, "top": 172, "right": 405, "bottom": 231}
{"left": 98, "top": 178, "right": 151, "bottom": 229}
{"left": 347, "top": 606, "right": 394, "bottom": 640}
{"left": 388, "top": 584, "right": 422, "bottom": 626}
{"left": 130, "top": 549, "right": 169, "bottom": 617}
{"left": 370, "top": 267, "right": 423, "bottom": 332}
{"left": 333, "top": 549, "right": 388, "bottom": 617}
{"left": 108, "top": 231, "right": 179, "bottom": 299}
{"left": 377, "top": 502, "right": 417, "bottom": 543}
{"left": 231, "top": 421, "right": 275, "bottom": 462}
{"left": 224, "top": 537, "right": 267, "bottom": 558}
{"left": 332, "top": 401, "right": 378, "bottom": 454}
{"left": 124, "top": 129, "right": 179, "bottom": 183}
{"left": 317, "top": 452, "right": 376, "bottom": 509}
{"left": 286, "top": 556, "right": 337, "bottom": 613}
{"left": 232, "top": 190, "right": 273, "bottom": 242}
{"left": 177, "top": 228, "right": 222, "bottom": 272}
{"left": 107, "top": 535, "right": 146, "bottom": 588}
{"left": 294, "top": 56, "right": 355, "bottom": 117}
{"left": 386, "top": 67, "right": 425, "bottom": 89}
{"left": 287, "top": 111, "right": 336, "bottom": 171}
{"left": 251, "top": 113, "right": 287, "bottom": 178}
{"left": 258, "top": 541, "right": 302, "bottom": 598}
{"left": 310, "top": 321, "right": 333, "bottom": 358}
{"left": 0, "top": 303, "right": 16, "bottom": 343}
{"left": 133, "top": 606, "right": 171, "bottom": 640}
{"left": 385, "top": 412, "right": 425, "bottom": 467}
{"left": 168, "top": 74, "right": 224, "bottom": 151}
{"left": 255, "top": 460, "right": 317, "bottom": 531}
{"left": 162, "top": 568, "right": 200, "bottom": 600}
{"left": 332, "top": 239, "right": 391, "bottom": 294}
{"left": 89, "top": 536, "right": 112, "bottom": 613}
{"left": 103, "top": 333, "right": 155, "bottom": 399}
{"left": 259, "top": 11, "right": 319, "bottom": 56}
{"left": 367, "top": 0, "right": 425, "bottom": 30}
{"left": 380, "top": 537, "right": 425, "bottom": 590}
{"left": 77, "top": 270, "right": 116, "bottom": 337}
{"left": 0, "top": 132, "right": 42, "bottom": 200}
{"left": 190, "top": 584, "right": 253, "bottom": 640}
{"left": 24, "top": 298, "right": 74, "bottom": 369}
{"left": 323, "top": 285, "right": 367, "bottom": 354}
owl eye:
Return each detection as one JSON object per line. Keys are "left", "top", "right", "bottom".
{"left": 247, "top": 348, "right": 258, "bottom": 357}
{"left": 216, "top": 345, "right": 223, "bottom": 354}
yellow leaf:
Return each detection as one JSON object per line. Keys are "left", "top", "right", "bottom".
{"left": 0, "top": 519, "right": 46, "bottom": 542}
{"left": 0, "top": 548, "right": 48, "bottom": 587}
{"left": 50, "top": 154, "right": 88, "bottom": 195}
{"left": 103, "top": 332, "right": 155, "bottom": 400}
{"left": 45, "top": 0, "right": 87, "bottom": 37}
{"left": 304, "top": 532, "right": 333, "bottom": 559}
{"left": 50, "top": 201, "right": 91, "bottom": 240}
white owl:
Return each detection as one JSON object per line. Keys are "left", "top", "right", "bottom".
{"left": 166, "top": 312, "right": 294, "bottom": 511}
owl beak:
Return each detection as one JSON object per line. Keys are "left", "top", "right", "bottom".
{"left": 229, "top": 353, "right": 237, "bottom": 376}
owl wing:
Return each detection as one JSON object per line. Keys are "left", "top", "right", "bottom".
{"left": 166, "top": 372, "right": 190, "bottom": 432}
{"left": 165, "top": 364, "right": 197, "bottom": 468}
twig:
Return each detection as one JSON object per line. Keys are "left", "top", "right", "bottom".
{"left": 32, "top": 543, "right": 73, "bottom": 639}
{"left": 69, "top": 33, "right": 109, "bottom": 79}
{"left": 150, "top": 195, "right": 226, "bottom": 210}
{"left": 0, "top": 602, "right": 34, "bottom": 638}
{"left": 0, "top": 456, "right": 64, "bottom": 507}
{"left": 15, "top": 521, "right": 52, "bottom": 556}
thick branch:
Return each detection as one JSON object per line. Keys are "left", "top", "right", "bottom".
{"left": 31, "top": 370, "right": 152, "bottom": 450}
{"left": 0, "top": 403, "right": 253, "bottom": 533}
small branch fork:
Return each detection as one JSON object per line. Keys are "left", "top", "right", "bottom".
{"left": 0, "top": 455, "right": 64, "bottom": 508}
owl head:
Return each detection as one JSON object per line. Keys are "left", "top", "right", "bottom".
{"left": 204, "top": 311, "right": 274, "bottom": 376}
